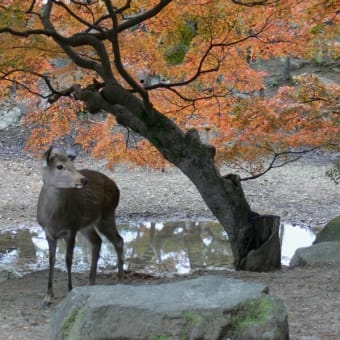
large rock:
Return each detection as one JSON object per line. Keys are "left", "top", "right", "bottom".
{"left": 314, "top": 215, "right": 340, "bottom": 244}
{"left": 49, "top": 275, "right": 289, "bottom": 340}
{"left": 290, "top": 241, "right": 340, "bottom": 267}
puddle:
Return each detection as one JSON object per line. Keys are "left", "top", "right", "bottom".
{"left": 0, "top": 221, "right": 315, "bottom": 275}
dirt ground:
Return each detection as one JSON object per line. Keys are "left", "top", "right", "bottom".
{"left": 0, "top": 266, "right": 339, "bottom": 339}
{"left": 0, "top": 130, "right": 339, "bottom": 339}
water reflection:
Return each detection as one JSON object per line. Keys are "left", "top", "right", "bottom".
{"left": 0, "top": 229, "right": 37, "bottom": 267}
{"left": 280, "top": 223, "right": 316, "bottom": 266}
{"left": 0, "top": 221, "right": 315, "bottom": 275}
{"left": 125, "top": 221, "right": 232, "bottom": 274}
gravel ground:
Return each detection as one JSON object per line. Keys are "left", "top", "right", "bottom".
{"left": 0, "top": 148, "right": 338, "bottom": 231}
{"left": 0, "top": 127, "right": 339, "bottom": 340}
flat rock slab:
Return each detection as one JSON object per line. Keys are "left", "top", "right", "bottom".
{"left": 49, "top": 275, "right": 289, "bottom": 340}
{"left": 290, "top": 241, "right": 340, "bottom": 267}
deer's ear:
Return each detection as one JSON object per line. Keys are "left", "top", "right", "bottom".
{"left": 42, "top": 147, "right": 54, "bottom": 167}
{"left": 66, "top": 144, "right": 82, "bottom": 161}
{"left": 42, "top": 146, "right": 62, "bottom": 166}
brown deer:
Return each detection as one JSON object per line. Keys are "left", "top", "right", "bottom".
{"left": 37, "top": 146, "right": 124, "bottom": 306}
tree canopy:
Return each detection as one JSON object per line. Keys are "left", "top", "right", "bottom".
{"left": 1, "top": 0, "right": 339, "bottom": 176}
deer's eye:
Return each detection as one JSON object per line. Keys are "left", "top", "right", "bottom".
{"left": 56, "top": 164, "right": 64, "bottom": 170}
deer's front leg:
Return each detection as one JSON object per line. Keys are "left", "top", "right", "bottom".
{"left": 44, "top": 235, "right": 57, "bottom": 307}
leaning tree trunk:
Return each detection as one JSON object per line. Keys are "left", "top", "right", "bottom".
{"left": 75, "top": 82, "right": 281, "bottom": 271}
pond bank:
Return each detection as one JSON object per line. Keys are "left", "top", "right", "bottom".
{"left": 0, "top": 155, "right": 338, "bottom": 231}
{"left": 0, "top": 147, "right": 339, "bottom": 339}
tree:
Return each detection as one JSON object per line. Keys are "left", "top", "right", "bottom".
{"left": 0, "top": 0, "right": 339, "bottom": 271}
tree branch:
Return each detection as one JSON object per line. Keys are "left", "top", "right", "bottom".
{"left": 118, "top": 0, "right": 173, "bottom": 32}
{"left": 26, "top": 0, "right": 38, "bottom": 13}
{"left": 231, "top": 0, "right": 279, "bottom": 6}
{"left": 0, "top": 69, "right": 75, "bottom": 99}
{"left": 0, "top": 27, "right": 53, "bottom": 37}
{"left": 145, "top": 15, "right": 273, "bottom": 91}
{"left": 40, "top": 1, "right": 114, "bottom": 81}
{"left": 103, "top": 0, "right": 152, "bottom": 112}
{"left": 240, "top": 147, "right": 318, "bottom": 181}
{"left": 145, "top": 44, "right": 219, "bottom": 91}
{"left": 53, "top": 0, "right": 101, "bottom": 33}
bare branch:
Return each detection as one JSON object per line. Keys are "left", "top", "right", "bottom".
{"left": 0, "top": 27, "right": 53, "bottom": 37}
{"left": 118, "top": 0, "right": 173, "bottom": 32}
{"left": 231, "top": 0, "right": 279, "bottom": 7}
{"left": 0, "top": 69, "right": 80, "bottom": 101}
{"left": 26, "top": 0, "right": 37, "bottom": 13}
{"left": 240, "top": 147, "right": 318, "bottom": 181}
{"left": 53, "top": 0, "right": 99, "bottom": 32}
{"left": 48, "top": 78, "right": 104, "bottom": 103}
{"left": 115, "top": 0, "right": 132, "bottom": 14}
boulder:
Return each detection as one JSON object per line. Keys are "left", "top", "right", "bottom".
{"left": 49, "top": 275, "right": 289, "bottom": 340}
{"left": 314, "top": 215, "right": 340, "bottom": 244}
{"left": 290, "top": 241, "right": 340, "bottom": 267}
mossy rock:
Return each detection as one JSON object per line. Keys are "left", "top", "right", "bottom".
{"left": 49, "top": 276, "right": 289, "bottom": 340}
{"left": 229, "top": 296, "right": 289, "bottom": 340}
{"left": 314, "top": 215, "right": 340, "bottom": 244}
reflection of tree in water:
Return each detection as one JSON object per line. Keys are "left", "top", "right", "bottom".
{"left": 200, "top": 221, "right": 233, "bottom": 267}
{"left": 0, "top": 230, "right": 36, "bottom": 266}
{"left": 183, "top": 221, "right": 205, "bottom": 271}
{"left": 185, "top": 221, "right": 233, "bottom": 271}
{"left": 127, "top": 222, "right": 180, "bottom": 272}
{"left": 126, "top": 221, "right": 233, "bottom": 274}
{"left": 0, "top": 223, "right": 234, "bottom": 274}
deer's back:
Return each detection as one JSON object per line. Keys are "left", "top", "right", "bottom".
{"left": 79, "top": 169, "right": 120, "bottom": 216}
{"left": 37, "top": 169, "right": 119, "bottom": 234}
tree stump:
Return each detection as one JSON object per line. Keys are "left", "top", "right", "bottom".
{"left": 239, "top": 215, "right": 281, "bottom": 272}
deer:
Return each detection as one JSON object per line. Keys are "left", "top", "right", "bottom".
{"left": 37, "top": 145, "right": 124, "bottom": 306}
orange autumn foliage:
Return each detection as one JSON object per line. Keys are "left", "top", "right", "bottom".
{"left": 0, "top": 0, "right": 339, "bottom": 174}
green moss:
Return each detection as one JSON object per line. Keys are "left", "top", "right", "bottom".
{"left": 315, "top": 215, "right": 340, "bottom": 242}
{"left": 164, "top": 44, "right": 188, "bottom": 65}
{"left": 149, "top": 335, "right": 172, "bottom": 340}
{"left": 62, "top": 308, "right": 84, "bottom": 340}
{"left": 156, "top": 311, "right": 205, "bottom": 340}
{"left": 231, "top": 297, "right": 273, "bottom": 331}
{"left": 180, "top": 311, "right": 204, "bottom": 339}
{"left": 163, "top": 20, "right": 197, "bottom": 65}
{"left": 183, "top": 311, "right": 204, "bottom": 325}
{"left": 310, "top": 23, "right": 326, "bottom": 35}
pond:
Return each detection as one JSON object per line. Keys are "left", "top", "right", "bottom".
{"left": 0, "top": 221, "right": 316, "bottom": 275}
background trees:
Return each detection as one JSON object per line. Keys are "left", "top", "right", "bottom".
{"left": 0, "top": 0, "right": 339, "bottom": 270}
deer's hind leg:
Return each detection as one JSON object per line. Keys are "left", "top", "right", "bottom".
{"left": 97, "top": 215, "right": 124, "bottom": 279}
{"left": 64, "top": 231, "right": 76, "bottom": 291}
{"left": 81, "top": 228, "right": 102, "bottom": 285}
